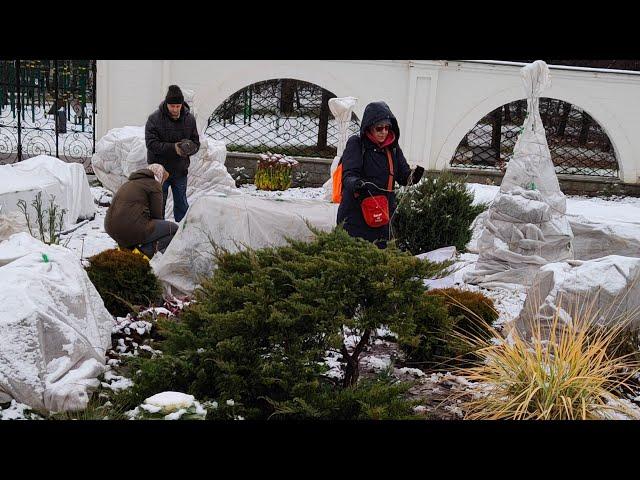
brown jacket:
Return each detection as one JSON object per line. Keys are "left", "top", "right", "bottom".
{"left": 104, "top": 169, "right": 163, "bottom": 247}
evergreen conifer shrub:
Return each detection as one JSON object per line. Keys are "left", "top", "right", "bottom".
{"left": 391, "top": 172, "right": 487, "bottom": 255}
{"left": 400, "top": 288, "right": 499, "bottom": 367}
{"left": 117, "top": 228, "right": 450, "bottom": 419}
{"left": 86, "top": 248, "right": 163, "bottom": 317}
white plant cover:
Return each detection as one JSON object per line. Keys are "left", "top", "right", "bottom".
{"left": 0, "top": 211, "right": 29, "bottom": 242}
{"left": 151, "top": 193, "right": 339, "bottom": 296}
{"left": 465, "top": 61, "right": 574, "bottom": 287}
{"left": 568, "top": 214, "right": 640, "bottom": 260}
{"left": 0, "top": 233, "right": 113, "bottom": 412}
{"left": 469, "top": 210, "right": 640, "bottom": 261}
{"left": 323, "top": 97, "right": 358, "bottom": 201}
{"left": 513, "top": 255, "right": 640, "bottom": 339}
{"left": 91, "top": 126, "right": 237, "bottom": 219}
{"left": 0, "top": 155, "right": 96, "bottom": 231}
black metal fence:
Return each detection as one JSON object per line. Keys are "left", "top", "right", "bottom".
{"left": 450, "top": 98, "right": 619, "bottom": 177}
{"left": 0, "top": 60, "right": 96, "bottom": 168}
{"left": 204, "top": 79, "right": 360, "bottom": 158}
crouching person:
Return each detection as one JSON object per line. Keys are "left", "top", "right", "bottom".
{"left": 105, "top": 164, "right": 179, "bottom": 259}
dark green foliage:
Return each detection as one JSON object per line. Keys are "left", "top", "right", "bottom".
{"left": 429, "top": 288, "right": 498, "bottom": 336}
{"left": 398, "top": 293, "right": 455, "bottom": 367}
{"left": 392, "top": 172, "right": 487, "bottom": 255}
{"left": 267, "top": 373, "right": 420, "bottom": 420}
{"left": 428, "top": 288, "right": 498, "bottom": 362}
{"left": 119, "top": 227, "right": 448, "bottom": 419}
{"left": 85, "top": 248, "right": 163, "bottom": 317}
{"left": 400, "top": 288, "right": 499, "bottom": 367}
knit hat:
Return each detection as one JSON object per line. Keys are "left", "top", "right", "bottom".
{"left": 165, "top": 85, "right": 184, "bottom": 105}
{"left": 147, "top": 163, "right": 168, "bottom": 184}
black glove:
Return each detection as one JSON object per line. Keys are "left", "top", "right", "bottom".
{"left": 410, "top": 165, "right": 425, "bottom": 185}
{"left": 354, "top": 179, "right": 382, "bottom": 197}
{"left": 177, "top": 139, "right": 198, "bottom": 157}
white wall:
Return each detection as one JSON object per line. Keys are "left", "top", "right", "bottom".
{"left": 97, "top": 60, "right": 640, "bottom": 183}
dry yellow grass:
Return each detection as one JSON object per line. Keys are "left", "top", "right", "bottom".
{"left": 448, "top": 294, "right": 640, "bottom": 420}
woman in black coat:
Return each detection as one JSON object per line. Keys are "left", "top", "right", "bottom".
{"left": 337, "top": 101, "right": 424, "bottom": 247}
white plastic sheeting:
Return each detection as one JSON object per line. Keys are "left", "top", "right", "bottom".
{"left": 0, "top": 211, "right": 29, "bottom": 242}
{"left": 0, "top": 233, "right": 113, "bottom": 412}
{"left": 513, "top": 255, "right": 640, "bottom": 339}
{"left": 151, "top": 193, "right": 339, "bottom": 296}
{"left": 469, "top": 210, "right": 640, "bottom": 261}
{"left": 465, "top": 61, "right": 574, "bottom": 287}
{"left": 91, "top": 126, "right": 237, "bottom": 219}
{"left": 322, "top": 97, "right": 358, "bottom": 201}
{"left": 0, "top": 155, "right": 96, "bottom": 231}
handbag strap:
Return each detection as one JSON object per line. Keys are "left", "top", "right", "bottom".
{"left": 385, "top": 148, "right": 394, "bottom": 192}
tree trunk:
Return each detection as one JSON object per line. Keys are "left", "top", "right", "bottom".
{"left": 503, "top": 104, "right": 511, "bottom": 124}
{"left": 579, "top": 112, "right": 592, "bottom": 146}
{"left": 557, "top": 102, "right": 571, "bottom": 138}
{"left": 341, "top": 328, "right": 372, "bottom": 388}
{"left": 317, "top": 88, "right": 332, "bottom": 150}
{"left": 280, "top": 79, "right": 296, "bottom": 115}
{"left": 491, "top": 107, "right": 502, "bottom": 161}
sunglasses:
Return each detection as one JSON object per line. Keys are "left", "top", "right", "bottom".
{"left": 373, "top": 124, "right": 391, "bottom": 133}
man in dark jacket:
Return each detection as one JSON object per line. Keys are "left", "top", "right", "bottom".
{"left": 104, "top": 165, "right": 179, "bottom": 259}
{"left": 337, "top": 101, "right": 424, "bottom": 248}
{"left": 145, "top": 85, "right": 200, "bottom": 222}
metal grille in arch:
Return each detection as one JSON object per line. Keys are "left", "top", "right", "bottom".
{"left": 204, "top": 79, "right": 360, "bottom": 158}
{"left": 450, "top": 98, "right": 619, "bottom": 178}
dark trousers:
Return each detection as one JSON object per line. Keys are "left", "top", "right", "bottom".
{"left": 138, "top": 220, "right": 179, "bottom": 258}
{"left": 162, "top": 175, "right": 189, "bottom": 222}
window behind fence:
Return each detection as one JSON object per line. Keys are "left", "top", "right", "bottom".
{"left": 204, "top": 79, "right": 360, "bottom": 158}
{"left": 450, "top": 98, "right": 619, "bottom": 178}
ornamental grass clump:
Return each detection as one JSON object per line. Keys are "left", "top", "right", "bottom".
{"left": 450, "top": 296, "right": 640, "bottom": 420}
{"left": 254, "top": 151, "right": 299, "bottom": 191}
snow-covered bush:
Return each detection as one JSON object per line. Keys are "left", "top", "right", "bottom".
{"left": 86, "top": 248, "right": 163, "bottom": 317}
{"left": 392, "top": 173, "right": 487, "bottom": 255}
{"left": 254, "top": 151, "right": 298, "bottom": 191}
{"left": 115, "top": 227, "right": 447, "bottom": 419}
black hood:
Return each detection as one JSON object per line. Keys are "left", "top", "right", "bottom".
{"left": 160, "top": 101, "right": 191, "bottom": 120}
{"left": 359, "top": 101, "right": 400, "bottom": 142}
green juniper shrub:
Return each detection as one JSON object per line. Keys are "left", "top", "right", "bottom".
{"left": 85, "top": 248, "right": 163, "bottom": 317}
{"left": 398, "top": 293, "right": 455, "bottom": 368}
{"left": 391, "top": 172, "right": 487, "bottom": 255}
{"left": 266, "top": 372, "right": 421, "bottom": 420}
{"left": 427, "top": 288, "right": 498, "bottom": 363}
{"left": 116, "top": 227, "right": 449, "bottom": 420}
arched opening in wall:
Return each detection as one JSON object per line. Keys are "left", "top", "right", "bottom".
{"left": 450, "top": 98, "right": 619, "bottom": 178}
{"left": 204, "top": 79, "right": 360, "bottom": 158}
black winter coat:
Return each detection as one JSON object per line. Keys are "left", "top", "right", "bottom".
{"left": 336, "top": 101, "right": 411, "bottom": 245}
{"left": 145, "top": 101, "right": 200, "bottom": 178}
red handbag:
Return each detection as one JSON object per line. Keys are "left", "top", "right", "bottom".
{"left": 360, "top": 149, "right": 394, "bottom": 228}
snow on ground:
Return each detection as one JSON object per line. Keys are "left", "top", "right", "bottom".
{"left": 3, "top": 178, "right": 640, "bottom": 419}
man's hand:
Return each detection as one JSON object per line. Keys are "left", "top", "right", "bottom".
{"left": 175, "top": 142, "right": 184, "bottom": 156}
